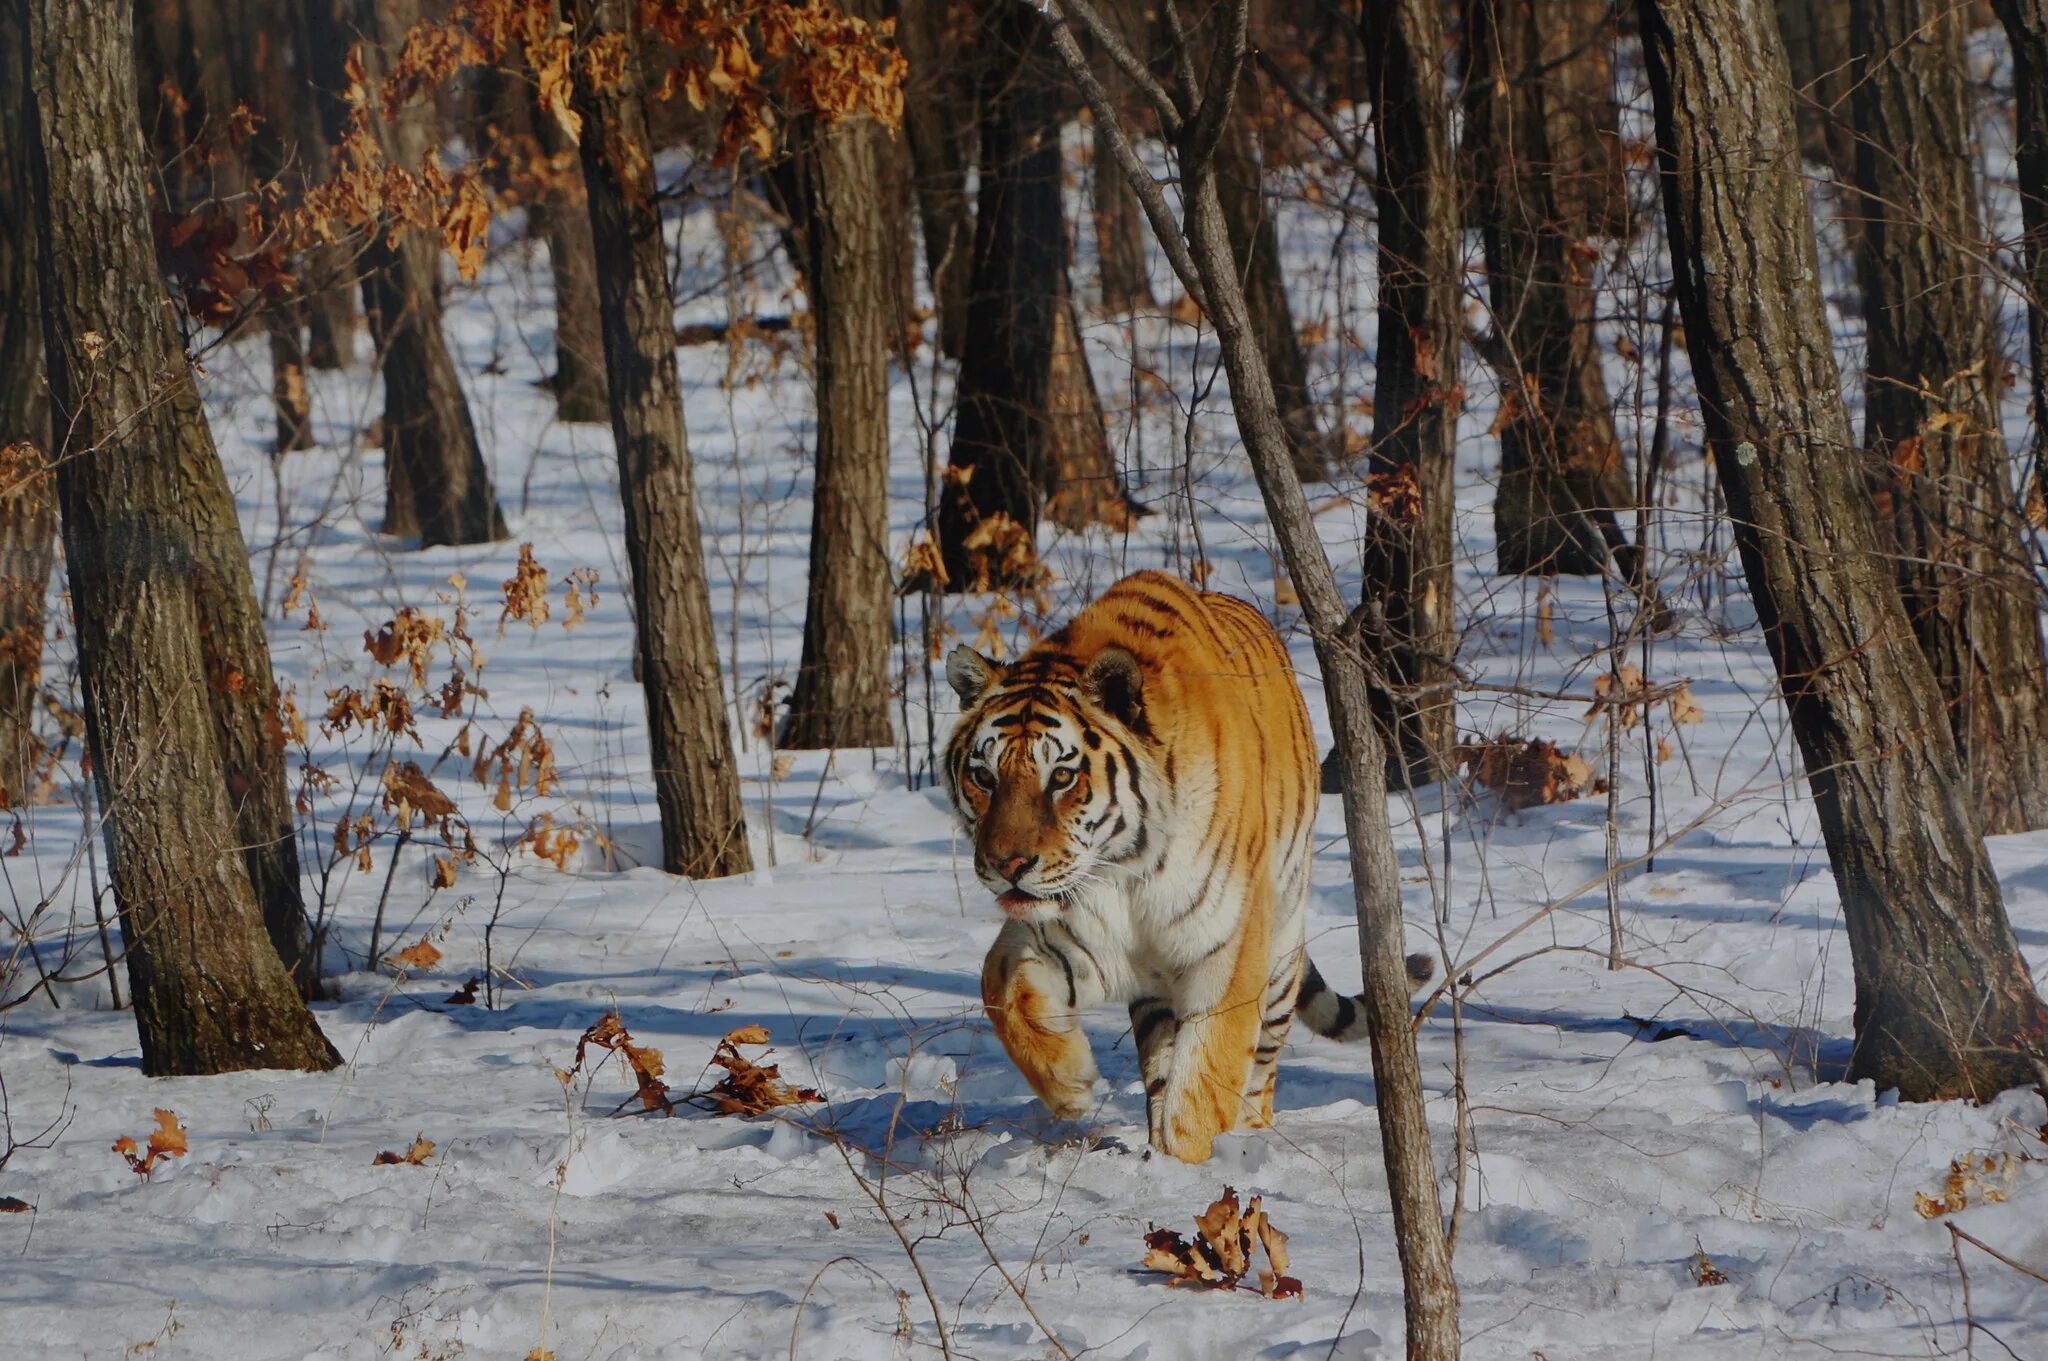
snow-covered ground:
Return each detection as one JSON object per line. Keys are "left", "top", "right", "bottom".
{"left": 5, "top": 105, "right": 2048, "bottom": 1358}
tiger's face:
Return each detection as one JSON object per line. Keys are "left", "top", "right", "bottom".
{"left": 944, "top": 644, "right": 1155, "bottom": 920}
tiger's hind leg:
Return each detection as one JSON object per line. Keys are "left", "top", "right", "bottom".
{"left": 982, "top": 919, "right": 1106, "bottom": 1120}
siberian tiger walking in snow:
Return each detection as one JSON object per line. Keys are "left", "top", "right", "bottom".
{"left": 945, "top": 571, "right": 1417, "bottom": 1163}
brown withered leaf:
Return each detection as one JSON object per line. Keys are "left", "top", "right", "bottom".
{"left": 576, "top": 1011, "right": 674, "bottom": 1114}
{"left": 1141, "top": 1188, "right": 1299, "bottom": 1298}
{"left": 387, "top": 936, "right": 442, "bottom": 972}
{"left": 1457, "top": 735, "right": 1602, "bottom": 813}
{"left": 0, "top": 1196, "right": 29, "bottom": 1213}
{"left": 113, "top": 1109, "right": 188, "bottom": 1178}
{"left": 445, "top": 977, "right": 479, "bottom": 1006}
{"left": 704, "top": 1027, "right": 822, "bottom": 1116}
{"left": 373, "top": 1135, "right": 436, "bottom": 1167}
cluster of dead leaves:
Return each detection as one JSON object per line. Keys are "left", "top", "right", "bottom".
{"left": 323, "top": 679, "right": 421, "bottom": 744}
{"left": 1365, "top": 462, "right": 1424, "bottom": 527}
{"left": 152, "top": 201, "right": 295, "bottom": 327}
{"left": 472, "top": 707, "right": 560, "bottom": 811}
{"left": 1914, "top": 1152, "right": 2016, "bottom": 1219}
{"left": 704, "top": 1024, "right": 824, "bottom": 1117}
{"left": 113, "top": 1109, "right": 188, "bottom": 1179}
{"left": 373, "top": 1135, "right": 436, "bottom": 1167}
{"left": 1457, "top": 735, "right": 1603, "bottom": 813}
{"left": 573, "top": 1010, "right": 676, "bottom": 1114}
{"left": 1586, "top": 665, "right": 1703, "bottom": 732}
{"left": 1141, "top": 1188, "right": 1301, "bottom": 1299}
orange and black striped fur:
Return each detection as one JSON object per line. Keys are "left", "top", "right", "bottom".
{"left": 944, "top": 571, "right": 1400, "bottom": 1163}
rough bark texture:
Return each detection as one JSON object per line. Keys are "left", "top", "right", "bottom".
{"left": 568, "top": 0, "right": 751, "bottom": 877}
{"left": 935, "top": 4, "right": 1129, "bottom": 588}
{"left": 770, "top": 102, "right": 897, "bottom": 751}
{"left": 1777, "top": 0, "right": 1857, "bottom": 175}
{"left": 896, "top": 0, "right": 975, "bottom": 359}
{"left": 1639, "top": 0, "right": 2048, "bottom": 1098}
{"left": 527, "top": 60, "right": 609, "bottom": 425}
{"left": 1090, "top": 109, "right": 1155, "bottom": 313}
{"left": 1356, "top": 0, "right": 1458, "bottom": 785}
{"left": 293, "top": 0, "right": 360, "bottom": 370}
{"left": 0, "top": 0, "right": 53, "bottom": 809}
{"left": 1216, "top": 82, "right": 1327, "bottom": 481}
{"left": 1848, "top": 0, "right": 2048, "bottom": 834}
{"left": 1997, "top": 0, "right": 2048, "bottom": 524}
{"left": 1014, "top": 5, "right": 1470, "bottom": 1352}
{"left": 352, "top": 0, "right": 508, "bottom": 547}
{"left": 19, "top": 0, "right": 339, "bottom": 1073}
{"left": 1466, "top": 0, "right": 1642, "bottom": 580}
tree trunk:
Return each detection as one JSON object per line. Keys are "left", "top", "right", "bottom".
{"left": 1355, "top": 0, "right": 1459, "bottom": 786}
{"left": 896, "top": 0, "right": 975, "bottom": 359}
{"left": 527, "top": 58, "right": 609, "bottom": 424}
{"left": 1044, "top": 5, "right": 1463, "bottom": 1352}
{"left": 567, "top": 0, "right": 751, "bottom": 877}
{"left": 0, "top": 0, "right": 53, "bottom": 810}
{"left": 294, "top": 0, "right": 360, "bottom": 370}
{"left": 1996, "top": 0, "right": 2048, "bottom": 542}
{"left": 19, "top": 0, "right": 339, "bottom": 1072}
{"left": 1216, "top": 82, "right": 1328, "bottom": 481}
{"left": 1043, "top": 287, "right": 1140, "bottom": 531}
{"left": 1776, "top": 0, "right": 1857, "bottom": 175}
{"left": 769, "top": 100, "right": 897, "bottom": 751}
{"left": 352, "top": 0, "right": 508, "bottom": 548}
{"left": 1639, "top": 0, "right": 2048, "bottom": 1098}
{"left": 1847, "top": 0, "right": 2048, "bottom": 834}
{"left": 1091, "top": 109, "right": 1155, "bottom": 313}
{"left": 1466, "top": 0, "right": 1643, "bottom": 581}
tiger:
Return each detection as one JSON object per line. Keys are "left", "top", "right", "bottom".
{"left": 944, "top": 570, "right": 1420, "bottom": 1164}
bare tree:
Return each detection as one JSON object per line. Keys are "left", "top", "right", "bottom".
{"left": 566, "top": 0, "right": 751, "bottom": 877}
{"left": 1044, "top": 1, "right": 1461, "bottom": 1352}
{"left": 896, "top": 0, "right": 975, "bottom": 359}
{"left": 1639, "top": 0, "right": 2048, "bottom": 1098}
{"left": 18, "top": 0, "right": 339, "bottom": 1072}
{"left": 1996, "top": 0, "right": 2048, "bottom": 511}
{"left": 769, "top": 50, "right": 897, "bottom": 751}
{"left": 1846, "top": 0, "right": 2048, "bottom": 834}
{"left": 524, "top": 40, "right": 610, "bottom": 425}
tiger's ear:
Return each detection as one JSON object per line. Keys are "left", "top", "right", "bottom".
{"left": 947, "top": 645, "right": 1002, "bottom": 703}
{"left": 1082, "top": 646, "right": 1145, "bottom": 728}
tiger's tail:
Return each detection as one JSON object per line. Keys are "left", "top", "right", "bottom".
{"left": 1295, "top": 953, "right": 1437, "bottom": 1042}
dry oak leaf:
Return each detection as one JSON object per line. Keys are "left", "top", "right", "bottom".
{"left": 373, "top": 1135, "right": 436, "bottom": 1167}
{"left": 1458, "top": 735, "right": 1601, "bottom": 813}
{"left": 706, "top": 1026, "right": 822, "bottom": 1116}
{"left": 113, "top": 1109, "right": 189, "bottom": 1178}
{"left": 0, "top": 1196, "right": 29, "bottom": 1213}
{"left": 576, "top": 1010, "right": 674, "bottom": 1114}
{"left": 387, "top": 936, "right": 443, "bottom": 972}
{"left": 1141, "top": 1187, "right": 1300, "bottom": 1299}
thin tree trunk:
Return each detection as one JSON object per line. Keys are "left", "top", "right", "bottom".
{"left": 1466, "top": 0, "right": 1643, "bottom": 581}
{"left": 19, "top": 0, "right": 338, "bottom": 1072}
{"left": 352, "top": 0, "right": 508, "bottom": 548}
{"left": 0, "top": 0, "right": 53, "bottom": 809}
{"left": 567, "top": 0, "right": 751, "bottom": 877}
{"left": 1046, "top": 6, "right": 1462, "bottom": 1354}
{"left": 770, "top": 96, "right": 896, "bottom": 751}
{"left": 527, "top": 56, "right": 609, "bottom": 425}
{"left": 1639, "top": 0, "right": 2048, "bottom": 1098}
{"left": 1091, "top": 110, "right": 1155, "bottom": 313}
{"left": 1043, "top": 287, "right": 1140, "bottom": 530}
{"left": 896, "top": 0, "right": 975, "bottom": 360}
{"left": 1996, "top": 0, "right": 2048, "bottom": 527}
{"left": 1356, "top": 0, "right": 1459, "bottom": 785}
{"left": 295, "top": 0, "right": 360, "bottom": 370}
{"left": 1216, "top": 81, "right": 1328, "bottom": 480}
{"left": 1848, "top": 0, "right": 2048, "bottom": 834}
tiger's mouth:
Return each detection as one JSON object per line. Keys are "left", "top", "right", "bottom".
{"left": 996, "top": 888, "right": 1062, "bottom": 919}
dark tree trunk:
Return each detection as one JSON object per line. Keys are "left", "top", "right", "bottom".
{"left": 1997, "top": 0, "right": 2048, "bottom": 530}
{"left": 1466, "top": 0, "right": 1643, "bottom": 581}
{"left": 1847, "top": 0, "right": 2048, "bottom": 834}
{"left": 769, "top": 95, "right": 896, "bottom": 751}
{"left": 1091, "top": 110, "right": 1155, "bottom": 313}
{"left": 1776, "top": 0, "right": 1857, "bottom": 175}
{"left": 230, "top": 11, "right": 317, "bottom": 453}
{"left": 19, "top": 0, "right": 338, "bottom": 1072}
{"left": 568, "top": 0, "right": 751, "bottom": 877}
{"left": 0, "top": 0, "right": 53, "bottom": 809}
{"left": 896, "top": 0, "right": 975, "bottom": 360}
{"left": 294, "top": 0, "right": 359, "bottom": 370}
{"left": 933, "top": 4, "right": 1086, "bottom": 589}
{"left": 1216, "top": 82, "right": 1328, "bottom": 481}
{"left": 351, "top": 0, "right": 508, "bottom": 548}
{"left": 1356, "top": 0, "right": 1459, "bottom": 785}
{"left": 1639, "top": 0, "right": 2048, "bottom": 1098}
{"left": 1043, "top": 287, "right": 1139, "bottom": 531}
{"left": 527, "top": 59, "right": 609, "bottom": 424}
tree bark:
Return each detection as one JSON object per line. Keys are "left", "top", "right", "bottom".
{"left": 1639, "top": 0, "right": 2048, "bottom": 1098}
{"left": 567, "top": 0, "right": 751, "bottom": 877}
{"left": 769, "top": 97, "right": 897, "bottom": 751}
{"left": 896, "top": 0, "right": 975, "bottom": 360}
{"left": 293, "top": 0, "right": 361, "bottom": 370}
{"left": 1045, "top": 5, "right": 1462, "bottom": 1354}
{"left": 1355, "top": 0, "right": 1459, "bottom": 785}
{"left": 1090, "top": 109, "right": 1155, "bottom": 313}
{"left": 19, "top": 0, "right": 339, "bottom": 1072}
{"left": 1216, "top": 80, "right": 1328, "bottom": 481}
{"left": 1996, "top": 0, "right": 2048, "bottom": 542}
{"left": 1466, "top": 0, "right": 1643, "bottom": 581}
{"left": 1847, "top": 0, "right": 2048, "bottom": 834}
{"left": 526, "top": 56, "right": 609, "bottom": 425}
{"left": 351, "top": 0, "right": 508, "bottom": 548}
{"left": 1776, "top": 0, "right": 1858, "bottom": 175}
{"left": 0, "top": 0, "right": 53, "bottom": 810}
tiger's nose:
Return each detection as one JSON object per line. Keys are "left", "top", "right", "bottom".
{"left": 997, "top": 854, "right": 1038, "bottom": 885}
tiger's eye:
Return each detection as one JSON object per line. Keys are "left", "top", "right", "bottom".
{"left": 1048, "top": 767, "right": 1075, "bottom": 791}
{"left": 970, "top": 766, "right": 996, "bottom": 790}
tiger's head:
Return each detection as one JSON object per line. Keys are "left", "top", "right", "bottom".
{"left": 943, "top": 643, "right": 1160, "bottom": 921}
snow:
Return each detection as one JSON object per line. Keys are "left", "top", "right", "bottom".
{"left": 5, "top": 112, "right": 2048, "bottom": 1361}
